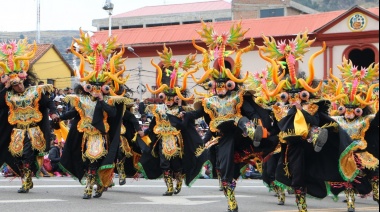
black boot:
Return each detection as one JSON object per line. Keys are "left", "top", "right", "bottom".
{"left": 273, "top": 184, "right": 285, "bottom": 205}
{"left": 163, "top": 170, "right": 174, "bottom": 196}
{"left": 217, "top": 170, "right": 223, "bottom": 191}
{"left": 222, "top": 181, "right": 238, "bottom": 212}
{"left": 93, "top": 185, "right": 105, "bottom": 198}
{"left": 116, "top": 161, "right": 126, "bottom": 186}
{"left": 173, "top": 171, "right": 184, "bottom": 195}
{"left": 295, "top": 187, "right": 307, "bottom": 212}
{"left": 17, "top": 166, "right": 33, "bottom": 193}
{"left": 82, "top": 174, "right": 95, "bottom": 199}
{"left": 344, "top": 187, "right": 356, "bottom": 212}
{"left": 371, "top": 177, "right": 379, "bottom": 205}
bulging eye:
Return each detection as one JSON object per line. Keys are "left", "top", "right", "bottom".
{"left": 84, "top": 84, "right": 92, "bottom": 92}
{"left": 300, "top": 91, "right": 310, "bottom": 101}
{"left": 338, "top": 106, "right": 346, "bottom": 114}
{"left": 174, "top": 96, "right": 180, "bottom": 103}
{"left": 280, "top": 92, "right": 289, "bottom": 102}
{"left": 208, "top": 81, "right": 216, "bottom": 89}
{"left": 226, "top": 80, "right": 236, "bottom": 90}
{"left": 158, "top": 93, "right": 166, "bottom": 100}
{"left": 101, "top": 85, "right": 110, "bottom": 94}
{"left": 354, "top": 108, "right": 363, "bottom": 116}
{"left": 275, "top": 102, "right": 282, "bottom": 107}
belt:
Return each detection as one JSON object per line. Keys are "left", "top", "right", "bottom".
{"left": 15, "top": 123, "right": 38, "bottom": 129}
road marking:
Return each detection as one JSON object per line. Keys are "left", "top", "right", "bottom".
{"left": 0, "top": 199, "right": 66, "bottom": 204}
{"left": 0, "top": 185, "right": 266, "bottom": 188}
{"left": 113, "top": 195, "right": 256, "bottom": 205}
{"left": 269, "top": 207, "right": 379, "bottom": 212}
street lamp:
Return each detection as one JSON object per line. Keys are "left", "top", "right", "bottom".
{"left": 103, "top": 0, "right": 114, "bottom": 37}
{"left": 127, "top": 46, "right": 143, "bottom": 101}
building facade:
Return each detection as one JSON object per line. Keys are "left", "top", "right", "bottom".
{"left": 90, "top": 6, "right": 379, "bottom": 100}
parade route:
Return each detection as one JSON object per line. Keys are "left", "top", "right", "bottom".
{"left": 0, "top": 177, "right": 378, "bottom": 212}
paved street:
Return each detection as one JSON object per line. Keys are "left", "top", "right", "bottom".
{"left": 0, "top": 176, "right": 378, "bottom": 212}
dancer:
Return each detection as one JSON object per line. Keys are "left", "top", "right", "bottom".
{"left": 184, "top": 21, "right": 264, "bottom": 212}
{"left": 326, "top": 59, "right": 379, "bottom": 212}
{"left": 138, "top": 44, "right": 208, "bottom": 196}
{"left": 59, "top": 29, "right": 131, "bottom": 199}
{"left": 0, "top": 38, "right": 58, "bottom": 193}
{"left": 259, "top": 32, "right": 357, "bottom": 212}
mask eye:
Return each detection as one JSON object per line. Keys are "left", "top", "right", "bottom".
{"left": 83, "top": 84, "right": 92, "bottom": 93}
{"left": 1, "top": 75, "right": 9, "bottom": 83}
{"left": 280, "top": 92, "right": 289, "bottom": 102}
{"left": 174, "top": 96, "right": 180, "bottom": 103}
{"left": 158, "top": 93, "right": 166, "bottom": 100}
{"left": 354, "top": 108, "right": 363, "bottom": 116}
{"left": 208, "top": 81, "right": 216, "bottom": 90}
{"left": 275, "top": 102, "right": 282, "bottom": 107}
{"left": 226, "top": 80, "right": 236, "bottom": 91}
{"left": 300, "top": 91, "right": 310, "bottom": 101}
{"left": 101, "top": 85, "right": 110, "bottom": 94}
{"left": 338, "top": 106, "right": 346, "bottom": 114}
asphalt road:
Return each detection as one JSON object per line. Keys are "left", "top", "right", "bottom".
{"left": 0, "top": 176, "right": 378, "bottom": 212}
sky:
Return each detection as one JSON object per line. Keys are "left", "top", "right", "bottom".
{"left": 0, "top": 0, "right": 231, "bottom": 32}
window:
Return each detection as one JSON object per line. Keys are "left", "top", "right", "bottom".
{"left": 343, "top": 44, "right": 378, "bottom": 69}
{"left": 260, "top": 8, "right": 284, "bottom": 18}
{"left": 47, "top": 79, "right": 55, "bottom": 86}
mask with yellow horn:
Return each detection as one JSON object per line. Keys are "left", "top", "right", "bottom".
{"left": 191, "top": 20, "right": 255, "bottom": 97}
{"left": 0, "top": 38, "right": 37, "bottom": 86}
{"left": 259, "top": 31, "right": 326, "bottom": 105}
{"left": 147, "top": 44, "right": 197, "bottom": 106}
{"left": 328, "top": 57, "right": 379, "bottom": 120}
{"left": 71, "top": 28, "right": 129, "bottom": 97}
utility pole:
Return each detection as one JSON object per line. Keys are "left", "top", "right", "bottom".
{"left": 36, "top": 0, "right": 40, "bottom": 43}
{"left": 127, "top": 47, "right": 143, "bottom": 101}
{"left": 103, "top": 0, "right": 114, "bottom": 37}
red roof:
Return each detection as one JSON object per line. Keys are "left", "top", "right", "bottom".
{"left": 92, "top": 7, "right": 379, "bottom": 47}
{"left": 113, "top": 0, "right": 231, "bottom": 18}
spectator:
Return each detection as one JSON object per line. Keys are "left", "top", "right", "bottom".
{"left": 38, "top": 80, "right": 44, "bottom": 85}
{"left": 48, "top": 139, "right": 64, "bottom": 177}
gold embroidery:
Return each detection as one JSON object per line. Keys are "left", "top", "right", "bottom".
{"left": 9, "top": 128, "right": 26, "bottom": 157}
{"left": 28, "top": 127, "right": 46, "bottom": 153}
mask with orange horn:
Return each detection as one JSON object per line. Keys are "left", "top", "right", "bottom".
{"left": 328, "top": 58, "right": 379, "bottom": 120}
{"left": 147, "top": 44, "right": 198, "bottom": 106}
{"left": 0, "top": 38, "right": 37, "bottom": 86}
{"left": 259, "top": 31, "right": 326, "bottom": 105}
{"left": 191, "top": 20, "right": 254, "bottom": 97}
{"left": 71, "top": 28, "right": 129, "bottom": 97}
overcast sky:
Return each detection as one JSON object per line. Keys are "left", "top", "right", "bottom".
{"left": 0, "top": 0, "right": 232, "bottom": 32}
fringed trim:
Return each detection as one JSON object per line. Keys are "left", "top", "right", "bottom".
{"left": 97, "top": 163, "right": 115, "bottom": 187}
{"left": 137, "top": 162, "right": 149, "bottom": 180}
{"left": 195, "top": 136, "right": 220, "bottom": 157}
{"left": 339, "top": 141, "right": 360, "bottom": 182}
{"left": 120, "top": 136, "right": 133, "bottom": 158}
{"left": 274, "top": 180, "right": 291, "bottom": 191}
{"left": 107, "top": 96, "right": 134, "bottom": 106}
{"left": 58, "top": 163, "right": 81, "bottom": 184}
{"left": 321, "top": 122, "right": 338, "bottom": 130}
{"left": 38, "top": 84, "right": 54, "bottom": 94}
{"left": 355, "top": 151, "right": 379, "bottom": 170}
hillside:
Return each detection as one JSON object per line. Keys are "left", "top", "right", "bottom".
{"left": 0, "top": 30, "right": 79, "bottom": 67}
{"left": 294, "top": 0, "right": 379, "bottom": 11}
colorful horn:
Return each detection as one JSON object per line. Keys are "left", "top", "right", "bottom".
{"left": 175, "top": 87, "right": 194, "bottom": 101}
{"left": 298, "top": 78, "right": 322, "bottom": 93}
{"left": 329, "top": 68, "right": 342, "bottom": 96}
{"left": 146, "top": 84, "right": 168, "bottom": 94}
{"left": 355, "top": 83, "right": 379, "bottom": 105}
{"left": 306, "top": 41, "right": 326, "bottom": 85}
{"left": 70, "top": 41, "right": 85, "bottom": 78}
{"left": 181, "top": 69, "right": 197, "bottom": 91}
{"left": 224, "top": 67, "right": 248, "bottom": 83}
{"left": 151, "top": 59, "right": 163, "bottom": 88}
{"left": 262, "top": 80, "right": 287, "bottom": 97}
{"left": 191, "top": 68, "right": 213, "bottom": 84}
{"left": 259, "top": 48, "right": 279, "bottom": 84}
